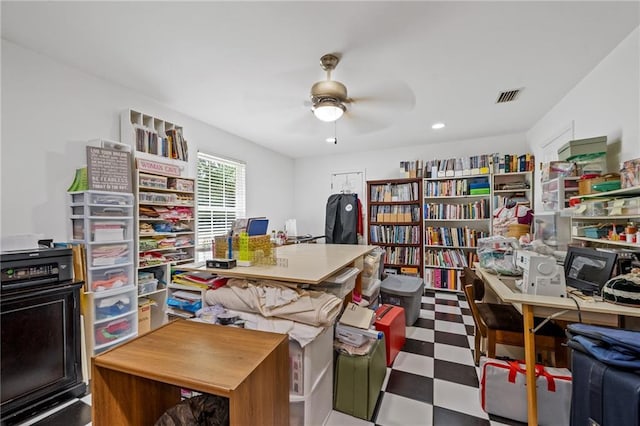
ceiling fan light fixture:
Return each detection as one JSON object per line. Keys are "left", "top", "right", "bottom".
{"left": 312, "top": 98, "right": 345, "bottom": 122}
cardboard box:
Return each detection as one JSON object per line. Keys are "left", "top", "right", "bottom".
{"left": 558, "top": 136, "right": 607, "bottom": 161}
{"left": 621, "top": 158, "right": 640, "bottom": 189}
{"left": 138, "top": 299, "right": 152, "bottom": 334}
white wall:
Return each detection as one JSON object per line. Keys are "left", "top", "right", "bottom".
{"left": 293, "top": 133, "right": 528, "bottom": 237}
{"left": 527, "top": 27, "right": 640, "bottom": 211}
{"left": 0, "top": 40, "right": 295, "bottom": 244}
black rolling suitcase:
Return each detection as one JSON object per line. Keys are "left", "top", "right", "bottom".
{"left": 567, "top": 324, "right": 640, "bottom": 426}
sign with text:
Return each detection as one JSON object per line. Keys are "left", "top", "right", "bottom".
{"left": 136, "top": 158, "right": 181, "bottom": 177}
{"left": 87, "top": 146, "right": 133, "bottom": 193}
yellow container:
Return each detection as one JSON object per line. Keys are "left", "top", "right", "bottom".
{"left": 214, "top": 235, "right": 272, "bottom": 260}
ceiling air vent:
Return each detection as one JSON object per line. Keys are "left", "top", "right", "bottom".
{"left": 496, "top": 88, "right": 522, "bottom": 103}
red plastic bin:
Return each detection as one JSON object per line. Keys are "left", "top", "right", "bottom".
{"left": 374, "top": 304, "right": 406, "bottom": 366}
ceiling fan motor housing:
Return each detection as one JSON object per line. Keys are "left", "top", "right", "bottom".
{"left": 311, "top": 80, "right": 348, "bottom": 103}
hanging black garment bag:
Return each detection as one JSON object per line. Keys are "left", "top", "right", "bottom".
{"left": 325, "top": 193, "right": 358, "bottom": 244}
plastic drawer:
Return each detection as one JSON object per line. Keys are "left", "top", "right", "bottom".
{"left": 138, "top": 279, "right": 159, "bottom": 295}
{"left": 289, "top": 363, "right": 332, "bottom": 426}
{"left": 89, "top": 192, "right": 134, "bottom": 206}
{"left": 90, "top": 286, "right": 137, "bottom": 320}
{"left": 94, "top": 312, "right": 136, "bottom": 348}
{"left": 139, "top": 173, "right": 168, "bottom": 189}
{"left": 89, "top": 242, "right": 132, "bottom": 267}
{"left": 89, "top": 265, "right": 133, "bottom": 292}
{"left": 289, "top": 326, "right": 333, "bottom": 396}
{"left": 167, "top": 177, "right": 194, "bottom": 192}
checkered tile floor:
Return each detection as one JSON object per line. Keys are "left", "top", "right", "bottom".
{"left": 10, "top": 290, "right": 525, "bottom": 426}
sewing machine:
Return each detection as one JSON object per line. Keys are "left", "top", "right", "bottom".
{"left": 515, "top": 250, "right": 567, "bottom": 298}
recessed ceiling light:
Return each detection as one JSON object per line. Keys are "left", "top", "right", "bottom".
{"left": 432, "top": 122, "right": 445, "bottom": 130}
{"left": 326, "top": 137, "right": 337, "bottom": 144}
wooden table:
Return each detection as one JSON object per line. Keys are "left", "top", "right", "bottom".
{"left": 92, "top": 320, "right": 289, "bottom": 426}
{"left": 476, "top": 265, "right": 640, "bottom": 426}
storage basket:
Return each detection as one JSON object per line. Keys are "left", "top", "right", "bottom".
{"left": 507, "top": 224, "right": 530, "bottom": 238}
{"left": 214, "top": 235, "right": 272, "bottom": 261}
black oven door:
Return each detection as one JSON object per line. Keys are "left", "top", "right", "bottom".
{"left": 1, "top": 281, "right": 85, "bottom": 422}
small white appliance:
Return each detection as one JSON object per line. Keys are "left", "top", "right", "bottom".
{"left": 515, "top": 251, "right": 567, "bottom": 298}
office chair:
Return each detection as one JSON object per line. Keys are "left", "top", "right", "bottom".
{"left": 462, "top": 267, "right": 567, "bottom": 367}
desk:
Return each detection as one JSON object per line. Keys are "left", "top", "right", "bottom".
{"left": 476, "top": 265, "right": 640, "bottom": 426}
{"left": 92, "top": 320, "right": 289, "bottom": 426}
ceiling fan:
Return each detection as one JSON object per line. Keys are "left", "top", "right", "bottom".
{"left": 310, "top": 54, "right": 349, "bottom": 122}
{"left": 306, "top": 53, "right": 416, "bottom": 134}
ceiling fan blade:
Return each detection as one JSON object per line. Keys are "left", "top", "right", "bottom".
{"left": 349, "top": 80, "right": 416, "bottom": 111}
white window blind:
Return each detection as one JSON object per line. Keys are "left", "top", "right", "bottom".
{"left": 196, "top": 153, "right": 246, "bottom": 258}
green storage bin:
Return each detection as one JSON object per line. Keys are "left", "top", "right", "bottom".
{"left": 333, "top": 336, "right": 386, "bottom": 420}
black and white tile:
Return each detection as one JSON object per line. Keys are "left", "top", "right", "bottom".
{"left": 13, "top": 290, "right": 525, "bottom": 426}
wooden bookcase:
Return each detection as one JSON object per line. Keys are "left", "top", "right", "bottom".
{"left": 367, "top": 178, "right": 423, "bottom": 277}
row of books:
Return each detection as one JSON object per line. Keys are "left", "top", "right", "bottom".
{"left": 370, "top": 182, "right": 420, "bottom": 202}
{"left": 404, "top": 153, "right": 535, "bottom": 179}
{"left": 424, "top": 249, "right": 470, "bottom": 269}
{"left": 423, "top": 199, "right": 489, "bottom": 220}
{"left": 494, "top": 153, "right": 535, "bottom": 173}
{"left": 424, "top": 227, "right": 489, "bottom": 247}
{"left": 134, "top": 126, "right": 189, "bottom": 161}
{"left": 399, "top": 160, "right": 424, "bottom": 178}
{"left": 369, "top": 225, "right": 421, "bottom": 244}
{"left": 370, "top": 205, "right": 421, "bottom": 223}
{"left": 424, "top": 268, "right": 461, "bottom": 290}
{"left": 383, "top": 246, "right": 420, "bottom": 266}
{"left": 424, "top": 177, "right": 490, "bottom": 197}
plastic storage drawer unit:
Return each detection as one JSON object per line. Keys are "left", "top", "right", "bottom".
{"left": 380, "top": 275, "right": 425, "bottom": 326}
{"left": 374, "top": 304, "right": 406, "bottom": 366}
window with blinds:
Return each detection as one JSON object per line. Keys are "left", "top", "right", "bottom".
{"left": 196, "top": 152, "right": 246, "bottom": 259}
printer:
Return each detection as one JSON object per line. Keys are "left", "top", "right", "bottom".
{"left": 515, "top": 250, "right": 566, "bottom": 298}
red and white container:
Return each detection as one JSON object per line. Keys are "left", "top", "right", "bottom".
{"left": 479, "top": 357, "right": 572, "bottom": 426}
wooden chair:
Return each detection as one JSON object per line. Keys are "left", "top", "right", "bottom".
{"left": 462, "top": 267, "right": 567, "bottom": 367}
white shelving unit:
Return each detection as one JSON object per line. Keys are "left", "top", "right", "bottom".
{"left": 569, "top": 185, "right": 640, "bottom": 249}
{"left": 492, "top": 171, "right": 533, "bottom": 209}
{"left": 423, "top": 174, "right": 492, "bottom": 291}
{"left": 135, "top": 171, "right": 197, "bottom": 329}
{"left": 69, "top": 191, "right": 138, "bottom": 357}
{"left": 120, "top": 108, "right": 189, "bottom": 167}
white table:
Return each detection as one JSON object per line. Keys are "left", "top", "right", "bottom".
{"left": 475, "top": 265, "right": 640, "bottom": 426}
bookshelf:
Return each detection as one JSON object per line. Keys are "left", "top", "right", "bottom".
{"left": 120, "top": 109, "right": 189, "bottom": 166}
{"left": 492, "top": 171, "right": 534, "bottom": 209}
{"left": 423, "top": 175, "right": 491, "bottom": 291}
{"left": 367, "top": 178, "right": 423, "bottom": 277}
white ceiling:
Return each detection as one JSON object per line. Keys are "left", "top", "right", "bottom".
{"left": 2, "top": 1, "right": 638, "bottom": 159}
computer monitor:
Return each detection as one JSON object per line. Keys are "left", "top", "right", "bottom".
{"left": 563, "top": 246, "right": 617, "bottom": 295}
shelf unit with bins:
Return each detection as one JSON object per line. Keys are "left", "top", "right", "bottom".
{"left": 569, "top": 185, "right": 640, "bottom": 249}
{"left": 541, "top": 176, "right": 580, "bottom": 212}
{"left": 120, "top": 108, "right": 189, "bottom": 166}
{"left": 492, "top": 171, "right": 534, "bottom": 209}
{"left": 367, "top": 178, "right": 423, "bottom": 277}
{"left": 69, "top": 190, "right": 138, "bottom": 357}
{"left": 423, "top": 174, "right": 492, "bottom": 291}
{"left": 136, "top": 171, "right": 197, "bottom": 330}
